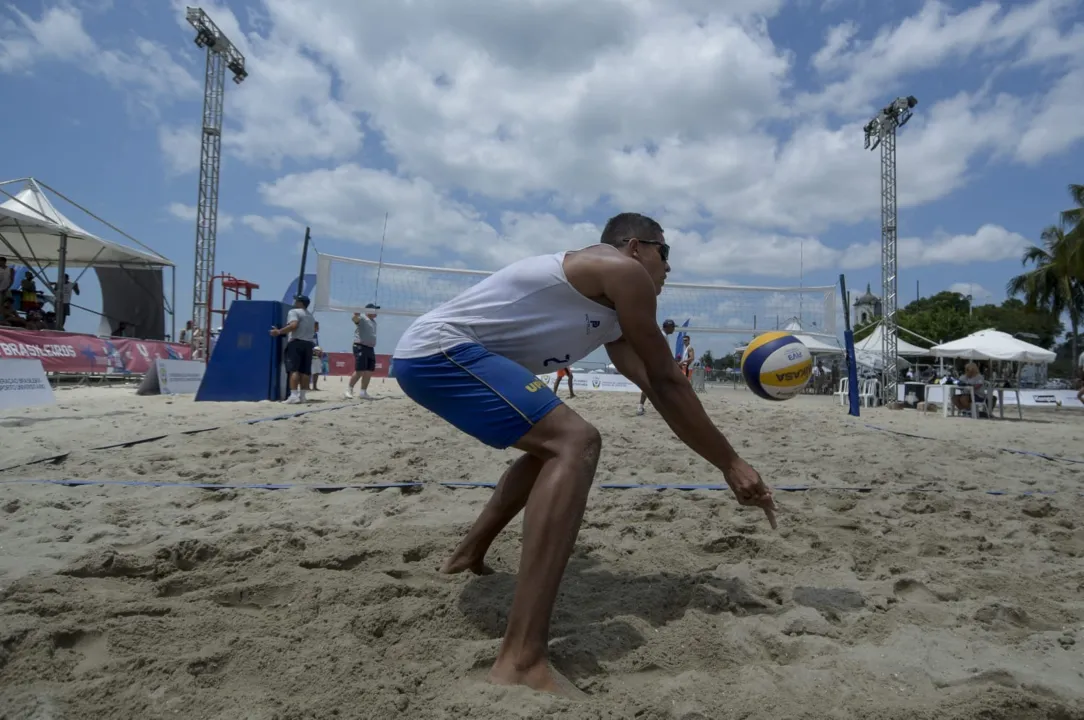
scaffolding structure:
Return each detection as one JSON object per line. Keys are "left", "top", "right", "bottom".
{"left": 863, "top": 95, "right": 917, "bottom": 405}
{"left": 185, "top": 7, "right": 247, "bottom": 350}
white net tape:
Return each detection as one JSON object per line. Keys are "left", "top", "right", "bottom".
{"left": 315, "top": 252, "right": 836, "bottom": 337}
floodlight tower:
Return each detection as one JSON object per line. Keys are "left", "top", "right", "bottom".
{"left": 863, "top": 95, "right": 917, "bottom": 405}
{"left": 186, "top": 7, "right": 247, "bottom": 356}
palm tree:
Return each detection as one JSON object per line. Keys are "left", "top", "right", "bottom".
{"left": 1060, "top": 183, "right": 1084, "bottom": 278}
{"left": 1061, "top": 184, "right": 1084, "bottom": 237}
{"left": 1007, "top": 224, "right": 1084, "bottom": 368}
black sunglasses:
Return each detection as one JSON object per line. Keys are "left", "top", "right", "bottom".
{"left": 629, "top": 238, "right": 670, "bottom": 263}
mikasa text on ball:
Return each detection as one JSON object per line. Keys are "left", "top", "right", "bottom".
{"left": 741, "top": 331, "right": 813, "bottom": 401}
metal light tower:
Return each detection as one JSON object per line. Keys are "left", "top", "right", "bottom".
{"left": 863, "top": 95, "right": 917, "bottom": 404}
{"left": 186, "top": 7, "right": 247, "bottom": 356}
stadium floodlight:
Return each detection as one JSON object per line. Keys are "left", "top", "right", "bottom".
{"left": 184, "top": 7, "right": 247, "bottom": 358}
{"left": 863, "top": 95, "right": 917, "bottom": 405}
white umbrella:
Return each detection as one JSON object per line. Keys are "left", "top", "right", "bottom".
{"left": 931, "top": 329, "right": 1056, "bottom": 363}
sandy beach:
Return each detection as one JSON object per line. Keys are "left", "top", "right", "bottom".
{"left": 2, "top": 378, "right": 1083, "bottom": 719}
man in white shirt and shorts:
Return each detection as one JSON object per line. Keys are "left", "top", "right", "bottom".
{"left": 345, "top": 303, "right": 379, "bottom": 399}
{"left": 392, "top": 212, "right": 775, "bottom": 698}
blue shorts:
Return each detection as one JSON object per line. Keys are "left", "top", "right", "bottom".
{"left": 394, "top": 343, "right": 562, "bottom": 449}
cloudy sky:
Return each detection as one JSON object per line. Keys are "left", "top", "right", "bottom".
{"left": 1, "top": 0, "right": 1081, "bottom": 357}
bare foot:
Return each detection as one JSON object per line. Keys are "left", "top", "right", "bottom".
{"left": 488, "top": 659, "right": 587, "bottom": 699}
{"left": 439, "top": 552, "right": 494, "bottom": 576}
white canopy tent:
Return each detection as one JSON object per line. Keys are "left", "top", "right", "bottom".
{"left": 932, "top": 329, "right": 1056, "bottom": 420}
{"left": 854, "top": 348, "right": 910, "bottom": 371}
{"left": 0, "top": 179, "right": 172, "bottom": 268}
{"left": 931, "top": 329, "right": 1056, "bottom": 364}
{"left": 0, "top": 178, "right": 176, "bottom": 336}
{"left": 782, "top": 319, "right": 843, "bottom": 354}
{"left": 854, "top": 323, "right": 931, "bottom": 357}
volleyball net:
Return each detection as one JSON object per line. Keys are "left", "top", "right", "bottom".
{"left": 313, "top": 252, "right": 837, "bottom": 338}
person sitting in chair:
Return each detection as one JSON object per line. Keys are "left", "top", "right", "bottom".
{"left": 953, "top": 362, "right": 993, "bottom": 416}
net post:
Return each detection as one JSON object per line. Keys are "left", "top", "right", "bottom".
{"left": 839, "top": 274, "right": 861, "bottom": 417}
{"left": 295, "top": 227, "right": 311, "bottom": 301}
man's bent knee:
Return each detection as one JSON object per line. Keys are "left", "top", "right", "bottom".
{"left": 516, "top": 405, "right": 601, "bottom": 463}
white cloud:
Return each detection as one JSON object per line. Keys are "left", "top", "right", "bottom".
{"left": 166, "top": 0, "right": 363, "bottom": 168}
{"left": 7, "top": 1, "right": 1084, "bottom": 289}
{"left": 166, "top": 202, "right": 234, "bottom": 231}
{"left": 0, "top": 5, "right": 198, "bottom": 109}
{"left": 841, "top": 225, "right": 1028, "bottom": 270}
{"left": 1015, "top": 67, "right": 1084, "bottom": 164}
{"left": 241, "top": 214, "right": 305, "bottom": 240}
{"left": 158, "top": 126, "right": 201, "bottom": 175}
{"left": 260, "top": 162, "right": 1030, "bottom": 279}
{"left": 947, "top": 282, "right": 992, "bottom": 301}
{"left": 803, "top": 0, "right": 1073, "bottom": 114}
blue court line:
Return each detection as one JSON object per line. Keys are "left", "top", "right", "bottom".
{"left": 0, "top": 479, "right": 422, "bottom": 491}
{"left": 0, "top": 403, "right": 359, "bottom": 474}
{"left": 2, "top": 478, "right": 1080, "bottom": 497}
{"left": 859, "top": 422, "right": 1084, "bottom": 465}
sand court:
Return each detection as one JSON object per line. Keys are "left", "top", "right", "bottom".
{"left": 2, "top": 383, "right": 1083, "bottom": 719}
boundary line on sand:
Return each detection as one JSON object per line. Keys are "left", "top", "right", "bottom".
{"left": 1, "top": 478, "right": 1079, "bottom": 497}
{"left": 0, "top": 403, "right": 358, "bottom": 473}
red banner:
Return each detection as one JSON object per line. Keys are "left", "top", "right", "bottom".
{"left": 0, "top": 329, "right": 192, "bottom": 375}
{"left": 326, "top": 351, "right": 392, "bottom": 378}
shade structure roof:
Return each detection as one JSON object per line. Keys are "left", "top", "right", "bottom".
{"left": 854, "top": 323, "right": 931, "bottom": 356}
{"left": 781, "top": 319, "right": 843, "bottom": 354}
{"left": 931, "top": 329, "right": 1056, "bottom": 364}
{"left": 0, "top": 178, "right": 172, "bottom": 268}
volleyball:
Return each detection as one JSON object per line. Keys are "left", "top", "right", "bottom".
{"left": 740, "top": 331, "right": 813, "bottom": 401}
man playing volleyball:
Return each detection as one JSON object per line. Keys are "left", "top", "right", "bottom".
{"left": 393, "top": 212, "right": 774, "bottom": 698}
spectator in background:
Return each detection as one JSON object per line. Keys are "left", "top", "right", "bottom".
{"left": 680, "top": 334, "right": 695, "bottom": 378}
{"left": 953, "top": 362, "right": 990, "bottom": 416}
{"left": 812, "top": 359, "right": 826, "bottom": 394}
{"left": 0, "top": 258, "right": 13, "bottom": 300}
{"left": 56, "top": 273, "right": 79, "bottom": 324}
{"left": 180, "top": 320, "right": 193, "bottom": 344}
{"left": 310, "top": 345, "right": 329, "bottom": 391}
{"left": 24, "top": 310, "right": 45, "bottom": 331}
{"left": 1, "top": 296, "right": 26, "bottom": 327}
{"left": 345, "top": 303, "right": 378, "bottom": 400}
{"left": 271, "top": 294, "right": 316, "bottom": 404}
{"left": 19, "top": 274, "right": 38, "bottom": 313}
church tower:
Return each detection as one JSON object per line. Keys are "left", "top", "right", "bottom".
{"left": 853, "top": 283, "right": 883, "bottom": 326}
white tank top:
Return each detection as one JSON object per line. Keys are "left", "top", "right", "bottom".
{"left": 393, "top": 250, "right": 623, "bottom": 374}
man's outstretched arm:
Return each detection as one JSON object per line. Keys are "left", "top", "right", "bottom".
{"left": 601, "top": 266, "right": 776, "bottom": 526}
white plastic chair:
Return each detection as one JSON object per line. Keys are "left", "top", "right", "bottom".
{"left": 835, "top": 377, "right": 849, "bottom": 406}
{"left": 947, "top": 385, "right": 990, "bottom": 419}
{"left": 859, "top": 378, "right": 882, "bottom": 407}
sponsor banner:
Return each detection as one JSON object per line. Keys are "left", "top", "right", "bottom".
{"left": 908, "top": 384, "right": 1083, "bottom": 408}
{"left": 0, "top": 359, "right": 55, "bottom": 410}
{"left": 156, "top": 358, "right": 206, "bottom": 395}
{"left": 539, "top": 372, "right": 641, "bottom": 392}
{"left": 0, "top": 329, "right": 191, "bottom": 375}
{"left": 325, "top": 351, "right": 392, "bottom": 378}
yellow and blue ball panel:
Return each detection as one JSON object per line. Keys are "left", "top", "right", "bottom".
{"left": 740, "top": 331, "right": 813, "bottom": 401}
